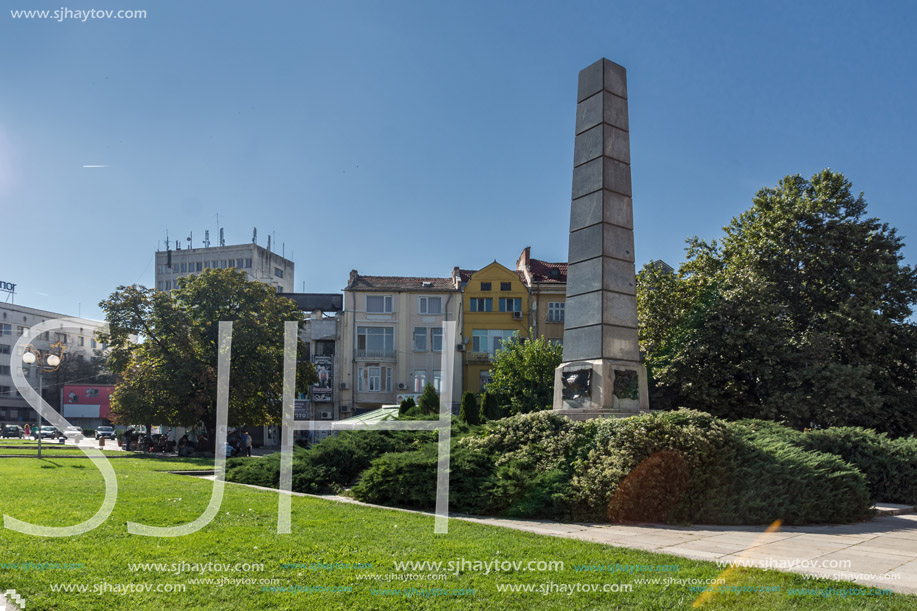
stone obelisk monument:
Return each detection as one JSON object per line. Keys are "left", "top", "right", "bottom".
{"left": 552, "top": 58, "right": 650, "bottom": 419}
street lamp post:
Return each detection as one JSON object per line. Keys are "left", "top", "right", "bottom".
{"left": 21, "top": 344, "right": 64, "bottom": 459}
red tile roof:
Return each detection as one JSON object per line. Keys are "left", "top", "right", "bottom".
{"left": 528, "top": 258, "right": 567, "bottom": 284}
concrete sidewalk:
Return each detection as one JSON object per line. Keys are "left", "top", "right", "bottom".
{"left": 456, "top": 512, "right": 917, "bottom": 594}
{"left": 210, "top": 477, "right": 917, "bottom": 594}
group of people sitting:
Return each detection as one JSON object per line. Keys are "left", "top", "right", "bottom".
{"left": 223, "top": 430, "right": 253, "bottom": 457}
{"left": 121, "top": 427, "right": 254, "bottom": 457}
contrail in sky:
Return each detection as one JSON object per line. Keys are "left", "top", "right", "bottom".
{"left": 82, "top": 164, "right": 111, "bottom": 168}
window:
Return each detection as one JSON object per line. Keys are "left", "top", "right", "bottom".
{"left": 237, "top": 259, "right": 244, "bottom": 269}
{"left": 414, "top": 369, "right": 427, "bottom": 393}
{"left": 56, "top": 333, "right": 67, "bottom": 344}
{"left": 548, "top": 302, "right": 565, "bottom": 323}
{"left": 246, "top": 258, "right": 252, "bottom": 268}
{"left": 91, "top": 338, "right": 97, "bottom": 349}
{"left": 431, "top": 328, "right": 443, "bottom": 352}
{"left": 158, "top": 281, "right": 163, "bottom": 291}
{"left": 413, "top": 327, "right": 427, "bottom": 351}
{"left": 158, "top": 265, "right": 164, "bottom": 274}
{"left": 366, "top": 295, "right": 393, "bottom": 313}
{"left": 0, "top": 365, "right": 9, "bottom": 375}
{"left": 180, "top": 262, "right": 187, "bottom": 273}
{"left": 500, "top": 282, "right": 512, "bottom": 291}
{"left": 165, "top": 280, "right": 171, "bottom": 290}
{"left": 471, "top": 329, "right": 517, "bottom": 356}
{"left": 0, "top": 323, "right": 9, "bottom": 335}
{"left": 78, "top": 336, "right": 84, "bottom": 346}
{"left": 196, "top": 261, "right": 203, "bottom": 272}
{"left": 480, "top": 282, "right": 491, "bottom": 291}
{"left": 480, "top": 370, "right": 492, "bottom": 390}
{"left": 315, "top": 340, "right": 335, "bottom": 356}
{"left": 432, "top": 370, "right": 442, "bottom": 393}
{"left": 0, "top": 344, "right": 9, "bottom": 354}
{"left": 469, "top": 298, "right": 492, "bottom": 312}
{"left": 358, "top": 366, "right": 392, "bottom": 392}
{"left": 212, "top": 260, "right": 219, "bottom": 269}
{"left": 499, "top": 298, "right": 522, "bottom": 313}
{"left": 274, "top": 267, "right": 284, "bottom": 278}
{"left": 419, "top": 296, "right": 442, "bottom": 314}
{"left": 0, "top": 385, "right": 9, "bottom": 396}
{"left": 221, "top": 260, "right": 228, "bottom": 268}
{"left": 17, "top": 326, "right": 25, "bottom": 337}
{"left": 357, "top": 326, "right": 394, "bottom": 358}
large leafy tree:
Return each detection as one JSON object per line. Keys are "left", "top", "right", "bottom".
{"left": 638, "top": 170, "right": 917, "bottom": 436}
{"left": 98, "top": 269, "right": 317, "bottom": 440}
{"left": 487, "top": 332, "right": 562, "bottom": 415}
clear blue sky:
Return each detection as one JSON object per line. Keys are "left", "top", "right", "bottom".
{"left": 2, "top": 0, "right": 915, "bottom": 320}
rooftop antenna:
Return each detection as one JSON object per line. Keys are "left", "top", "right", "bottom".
{"left": 187, "top": 231, "right": 193, "bottom": 248}
{"left": 166, "top": 230, "right": 170, "bottom": 251}
{"left": 204, "top": 230, "right": 210, "bottom": 248}
{"left": 267, "top": 234, "right": 271, "bottom": 252}
{"left": 282, "top": 242, "right": 285, "bottom": 258}
{"left": 220, "top": 228, "right": 225, "bottom": 247}
{"left": 252, "top": 227, "right": 257, "bottom": 244}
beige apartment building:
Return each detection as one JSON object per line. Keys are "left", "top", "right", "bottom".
{"left": 340, "top": 271, "right": 463, "bottom": 413}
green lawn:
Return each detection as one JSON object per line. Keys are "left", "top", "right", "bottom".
{"left": 0, "top": 456, "right": 913, "bottom": 610}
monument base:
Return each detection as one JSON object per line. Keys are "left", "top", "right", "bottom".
{"left": 552, "top": 359, "right": 649, "bottom": 420}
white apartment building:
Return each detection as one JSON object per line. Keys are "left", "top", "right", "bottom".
{"left": 340, "top": 271, "right": 463, "bottom": 413}
{"left": 154, "top": 241, "right": 294, "bottom": 293}
{"left": 0, "top": 303, "right": 108, "bottom": 425}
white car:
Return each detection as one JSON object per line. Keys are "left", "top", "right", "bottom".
{"left": 63, "top": 426, "right": 84, "bottom": 441}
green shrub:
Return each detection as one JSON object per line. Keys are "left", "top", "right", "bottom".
{"left": 801, "top": 427, "right": 917, "bottom": 504}
{"left": 398, "top": 396, "right": 416, "bottom": 415}
{"left": 706, "top": 433, "right": 872, "bottom": 525}
{"left": 459, "top": 392, "right": 480, "bottom": 425}
{"left": 226, "top": 430, "right": 429, "bottom": 493}
{"left": 418, "top": 383, "right": 440, "bottom": 414}
{"left": 481, "top": 392, "right": 502, "bottom": 421}
{"left": 737, "top": 420, "right": 917, "bottom": 505}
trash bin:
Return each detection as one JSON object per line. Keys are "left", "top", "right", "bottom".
{"left": 99, "top": 438, "right": 105, "bottom": 448}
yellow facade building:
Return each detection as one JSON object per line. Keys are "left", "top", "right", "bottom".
{"left": 457, "top": 261, "right": 531, "bottom": 393}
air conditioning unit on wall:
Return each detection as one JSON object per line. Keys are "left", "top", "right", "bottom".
{"left": 320, "top": 411, "right": 332, "bottom": 419}
{"left": 513, "top": 311, "right": 523, "bottom": 320}
{"left": 339, "top": 382, "right": 348, "bottom": 390}
{"left": 456, "top": 344, "right": 466, "bottom": 351}
{"left": 397, "top": 382, "right": 407, "bottom": 390}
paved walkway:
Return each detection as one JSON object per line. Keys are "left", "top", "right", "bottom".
{"left": 211, "top": 476, "right": 917, "bottom": 594}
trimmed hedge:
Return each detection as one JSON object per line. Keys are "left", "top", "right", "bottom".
{"left": 739, "top": 421, "right": 917, "bottom": 505}
{"left": 225, "top": 430, "right": 431, "bottom": 493}
{"left": 351, "top": 410, "right": 873, "bottom": 525}
{"left": 229, "top": 409, "right": 895, "bottom": 525}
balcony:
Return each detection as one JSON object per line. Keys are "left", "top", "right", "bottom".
{"left": 466, "top": 352, "right": 491, "bottom": 363}
{"left": 356, "top": 349, "right": 395, "bottom": 360}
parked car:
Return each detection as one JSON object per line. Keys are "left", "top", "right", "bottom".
{"left": 95, "top": 426, "right": 116, "bottom": 440}
{"left": 63, "top": 426, "right": 84, "bottom": 441}
{"left": 1, "top": 425, "right": 23, "bottom": 439}
{"left": 33, "top": 426, "right": 58, "bottom": 439}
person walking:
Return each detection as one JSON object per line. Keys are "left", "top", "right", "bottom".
{"left": 242, "top": 430, "right": 253, "bottom": 457}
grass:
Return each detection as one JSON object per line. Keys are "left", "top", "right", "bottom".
{"left": 0, "top": 455, "right": 913, "bottom": 610}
